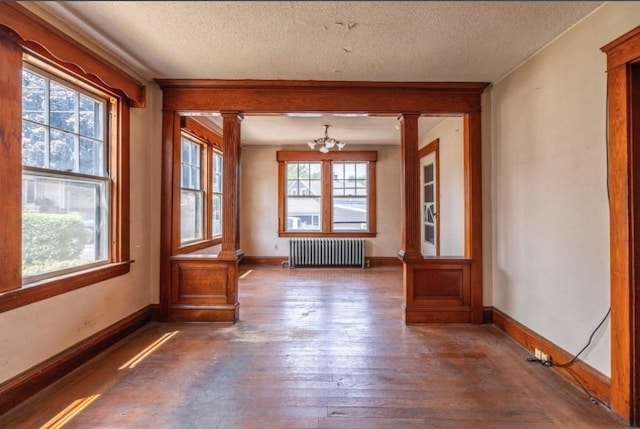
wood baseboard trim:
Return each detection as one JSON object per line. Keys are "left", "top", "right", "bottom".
{"left": 489, "top": 306, "right": 610, "bottom": 406}
{"left": 482, "top": 306, "right": 494, "bottom": 324}
{"left": 241, "top": 256, "right": 287, "bottom": 266}
{"left": 369, "top": 257, "right": 403, "bottom": 267}
{"left": 0, "top": 304, "right": 156, "bottom": 415}
{"left": 241, "top": 256, "right": 402, "bottom": 267}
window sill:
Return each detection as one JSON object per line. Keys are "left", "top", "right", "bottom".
{"left": 0, "top": 261, "right": 133, "bottom": 313}
{"left": 176, "top": 238, "right": 222, "bottom": 255}
{"left": 278, "top": 231, "right": 377, "bottom": 238}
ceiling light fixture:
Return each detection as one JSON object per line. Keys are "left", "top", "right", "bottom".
{"left": 307, "top": 124, "right": 345, "bottom": 153}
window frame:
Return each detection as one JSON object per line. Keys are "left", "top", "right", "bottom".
{"left": 21, "top": 63, "right": 113, "bottom": 283}
{"left": 277, "top": 151, "right": 377, "bottom": 237}
{"left": 0, "top": 1, "right": 147, "bottom": 313}
{"left": 175, "top": 116, "right": 223, "bottom": 253}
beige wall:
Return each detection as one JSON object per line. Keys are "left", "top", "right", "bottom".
{"left": 488, "top": 2, "right": 640, "bottom": 376}
{"left": 0, "top": 84, "right": 162, "bottom": 384}
{"left": 240, "top": 144, "right": 401, "bottom": 258}
{"left": 420, "top": 117, "right": 465, "bottom": 256}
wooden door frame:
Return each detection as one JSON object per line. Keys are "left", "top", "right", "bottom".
{"left": 419, "top": 139, "right": 440, "bottom": 256}
{"left": 156, "top": 80, "right": 488, "bottom": 325}
{"left": 601, "top": 26, "right": 640, "bottom": 424}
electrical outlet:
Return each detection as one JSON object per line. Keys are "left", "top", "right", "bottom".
{"left": 534, "top": 347, "right": 551, "bottom": 364}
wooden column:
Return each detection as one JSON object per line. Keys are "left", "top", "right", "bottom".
{"left": 398, "top": 113, "right": 422, "bottom": 262}
{"left": 464, "top": 112, "right": 483, "bottom": 324}
{"left": 218, "top": 112, "right": 243, "bottom": 260}
{"left": 0, "top": 32, "right": 22, "bottom": 293}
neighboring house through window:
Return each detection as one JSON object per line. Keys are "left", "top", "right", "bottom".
{"left": 277, "top": 151, "right": 377, "bottom": 237}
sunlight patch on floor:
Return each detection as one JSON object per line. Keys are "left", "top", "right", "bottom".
{"left": 118, "top": 331, "right": 178, "bottom": 370}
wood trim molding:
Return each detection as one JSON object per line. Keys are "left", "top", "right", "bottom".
{"left": 369, "top": 257, "right": 403, "bottom": 267}
{"left": 0, "top": 3, "right": 145, "bottom": 107}
{"left": 241, "top": 256, "right": 288, "bottom": 266}
{"left": 601, "top": 26, "right": 640, "bottom": 70}
{"left": 276, "top": 151, "right": 378, "bottom": 162}
{"left": 0, "top": 304, "right": 156, "bottom": 415}
{"left": 601, "top": 26, "right": 640, "bottom": 424}
{"left": 181, "top": 116, "right": 223, "bottom": 149}
{"left": 0, "top": 34, "right": 22, "bottom": 294}
{"left": 157, "top": 80, "right": 488, "bottom": 113}
{"left": 491, "top": 307, "right": 611, "bottom": 407}
{"left": 0, "top": 262, "right": 132, "bottom": 314}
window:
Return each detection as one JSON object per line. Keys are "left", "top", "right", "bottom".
{"left": 286, "top": 162, "right": 322, "bottom": 231}
{"left": 212, "top": 150, "right": 223, "bottom": 238}
{"left": 277, "top": 151, "right": 377, "bottom": 237}
{"left": 178, "top": 117, "right": 223, "bottom": 250}
{"left": 22, "top": 65, "right": 110, "bottom": 283}
{"left": 180, "top": 136, "right": 203, "bottom": 243}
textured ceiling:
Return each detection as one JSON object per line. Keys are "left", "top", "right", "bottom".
{"left": 30, "top": 1, "right": 603, "bottom": 145}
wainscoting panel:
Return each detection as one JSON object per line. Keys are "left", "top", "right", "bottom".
{"left": 169, "top": 256, "right": 239, "bottom": 322}
{"left": 403, "top": 258, "right": 472, "bottom": 323}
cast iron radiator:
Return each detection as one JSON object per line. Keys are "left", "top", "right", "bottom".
{"left": 288, "top": 238, "right": 365, "bottom": 268}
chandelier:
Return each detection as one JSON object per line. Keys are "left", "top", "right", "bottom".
{"left": 307, "top": 124, "right": 346, "bottom": 153}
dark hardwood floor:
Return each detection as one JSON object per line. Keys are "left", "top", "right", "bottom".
{"left": 0, "top": 266, "right": 625, "bottom": 428}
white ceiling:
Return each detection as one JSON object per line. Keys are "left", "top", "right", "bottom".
{"left": 31, "top": 1, "right": 603, "bottom": 145}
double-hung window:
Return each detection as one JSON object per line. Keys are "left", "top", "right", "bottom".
{"left": 178, "top": 117, "right": 223, "bottom": 250}
{"left": 22, "top": 65, "right": 110, "bottom": 282}
{"left": 180, "top": 135, "right": 203, "bottom": 244}
{"left": 277, "top": 151, "right": 377, "bottom": 237}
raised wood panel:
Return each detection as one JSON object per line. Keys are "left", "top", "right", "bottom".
{"left": 491, "top": 307, "right": 611, "bottom": 408}
{"left": 0, "top": 3, "right": 145, "bottom": 106}
{"left": 414, "top": 268, "right": 464, "bottom": 301}
{"left": 403, "top": 259, "right": 472, "bottom": 323}
{"left": 175, "top": 265, "right": 228, "bottom": 303}
{"left": 157, "top": 80, "right": 487, "bottom": 113}
{"left": 169, "top": 258, "right": 239, "bottom": 323}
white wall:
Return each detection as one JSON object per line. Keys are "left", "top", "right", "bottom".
{"left": 240, "top": 144, "right": 401, "bottom": 257}
{"left": 420, "top": 117, "right": 465, "bottom": 256}
{"left": 489, "top": 2, "right": 640, "bottom": 376}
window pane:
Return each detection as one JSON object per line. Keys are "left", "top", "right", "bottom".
{"left": 286, "top": 197, "right": 321, "bottom": 231}
{"left": 79, "top": 95, "right": 103, "bottom": 139}
{"left": 287, "top": 163, "right": 298, "bottom": 178}
{"left": 212, "top": 194, "right": 222, "bottom": 237}
{"left": 181, "top": 138, "right": 201, "bottom": 190}
{"left": 22, "top": 121, "right": 47, "bottom": 168}
{"left": 79, "top": 138, "right": 104, "bottom": 176}
{"left": 181, "top": 190, "right": 203, "bottom": 242}
{"left": 50, "top": 82, "right": 76, "bottom": 133}
{"left": 22, "top": 70, "right": 46, "bottom": 124}
{"left": 310, "top": 163, "right": 321, "bottom": 179}
{"left": 49, "top": 129, "right": 76, "bottom": 172}
{"left": 333, "top": 196, "right": 367, "bottom": 230}
{"left": 22, "top": 174, "right": 108, "bottom": 279}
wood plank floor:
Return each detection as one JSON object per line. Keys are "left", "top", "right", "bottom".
{"left": 0, "top": 266, "right": 625, "bottom": 428}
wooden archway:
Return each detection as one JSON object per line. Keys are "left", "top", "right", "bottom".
{"left": 157, "top": 80, "right": 487, "bottom": 324}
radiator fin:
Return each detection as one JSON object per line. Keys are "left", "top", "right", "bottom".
{"left": 288, "top": 238, "right": 365, "bottom": 268}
